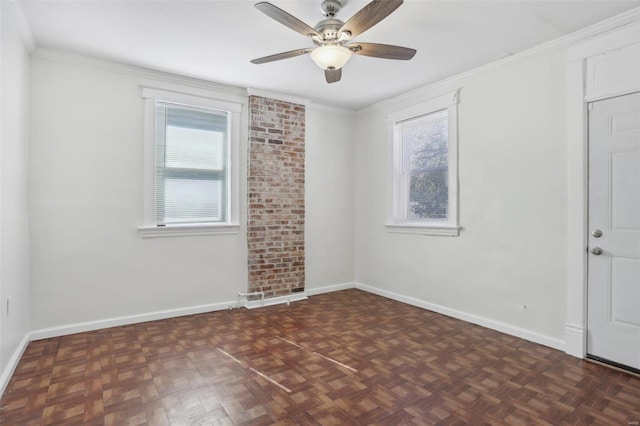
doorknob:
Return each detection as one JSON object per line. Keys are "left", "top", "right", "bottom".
{"left": 591, "top": 229, "right": 603, "bottom": 238}
{"left": 591, "top": 247, "right": 603, "bottom": 255}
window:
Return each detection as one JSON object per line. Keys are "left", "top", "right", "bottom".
{"left": 387, "top": 91, "right": 459, "bottom": 236}
{"left": 140, "top": 88, "right": 242, "bottom": 237}
{"left": 155, "top": 103, "right": 228, "bottom": 224}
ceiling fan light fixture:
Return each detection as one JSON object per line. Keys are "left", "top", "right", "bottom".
{"left": 252, "top": 0, "right": 415, "bottom": 83}
{"left": 310, "top": 45, "right": 352, "bottom": 70}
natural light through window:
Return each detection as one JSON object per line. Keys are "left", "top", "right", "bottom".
{"left": 165, "top": 126, "right": 225, "bottom": 170}
{"left": 387, "top": 91, "right": 459, "bottom": 236}
{"left": 404, "top": 109, "right": 449, "bottom": 220}
{"left": 155, "top": 103, "right": 228, "bottom": 225}
{"left": 139, "top": 87, "right": 242, "bottom": 238}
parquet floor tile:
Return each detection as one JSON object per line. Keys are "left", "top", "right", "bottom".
{"left": 2, "top": 289, "right": 640, "bottom": 425}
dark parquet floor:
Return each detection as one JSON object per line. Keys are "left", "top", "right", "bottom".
{"left": 1, "top": 289, "right": 639, "bottom": 425}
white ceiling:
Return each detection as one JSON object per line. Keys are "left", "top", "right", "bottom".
{"left": 18, "top": 0, "right": 640, "bottom": 110}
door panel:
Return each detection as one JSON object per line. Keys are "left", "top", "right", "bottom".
{"left": 587, "top": 92, "right": 640, "bottom": 371}
{"left": 611, "top": 151, "right": 640, "bottom": 230}
{"left": 611, "top": 257, "right": 640, "bottom": 327}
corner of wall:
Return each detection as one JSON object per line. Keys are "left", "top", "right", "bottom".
{"left": 1, "top": 0, "right": 32, "bottom": 397}
{"left": 6, "top": 0, "right": 35, "bottom": 53}
{"left": 0, "top": 333, "right": 29, "bottom": 398}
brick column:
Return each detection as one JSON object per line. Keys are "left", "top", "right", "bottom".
{"left": 247, "top": 96, "right": 305, "bottom": 298}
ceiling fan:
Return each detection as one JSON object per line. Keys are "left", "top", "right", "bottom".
{"left": 250, "top": 0, "right": 416, "bottom": 83}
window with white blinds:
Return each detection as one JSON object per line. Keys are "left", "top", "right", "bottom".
{"left": 155, "top": 103, "right": 229, "bottom": 225}
{"left": 386, "top": 91, "right": 460, "bottom": 236}
{"left": 140, "top": 87, "right": 242, "bottom": 237}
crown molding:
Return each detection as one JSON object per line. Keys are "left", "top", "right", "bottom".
{"left": 247, "top": 88, "right": 310, "bottom": 107}
{"left": 8, "top": 0, "right": 36, "bottom": 53}
{"left": 32, "top": 48, "right": 248, "bottom": 98}
{"left": 307, "top": 101, "right": 356, "bottom": 116}
{"left": 30, "top": 48, "right": 356, "bottom": 115}
{"left": 358, "top": 6, "right": 640, "bottom": 114}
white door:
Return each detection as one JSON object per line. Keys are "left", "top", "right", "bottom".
{"left": 587, "top": 92, "right": 640, "bottom": 371}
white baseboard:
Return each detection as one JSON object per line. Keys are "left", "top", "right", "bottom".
{"left": 355, "top": 282, "right": 565, "bottom": 351}
{"left": 564, "top": 323, "right": 586, "bottom": 358}
{"left": 30, "top": 300, "right": 235, "bottom": 341}
{"left": 28, "top": 281, "right": 566, "bottom": 361}
{"left": 242, "top": 292, "right": 309, "bottom": 309}
{"left": 0, "top": 333, "right": 30, "bottom": 398}
{"left": 30, "top": 290, "right": 315, "bottom": 340}
{"left": 306, "top": 282, "right": 355, "bottom": 296}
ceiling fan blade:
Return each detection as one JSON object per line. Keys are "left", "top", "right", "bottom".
{"left": 348, "top": 43, "right": 416, "bottom": 60}
{"left": 255, "top": 2, "right": 321, "bottom": 38}
{"left": 339, "top": 0, "right": 403, "bottom": 38}
{"left": 251, "top": 48, "right": 312, "bottom": 64}
{"left": 325, "top": 68, "right": 342, "bottom": 83}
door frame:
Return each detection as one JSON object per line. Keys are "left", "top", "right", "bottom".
{"left": 565, "top": 20, "right": 640, "bottom": 358}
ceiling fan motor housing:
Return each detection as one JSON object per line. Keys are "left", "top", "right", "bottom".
{"left": 313, "top": 18, "right": 346, "bottom": 44}
{"left": 320, "top": 0, "right": 342, "bottom": 17}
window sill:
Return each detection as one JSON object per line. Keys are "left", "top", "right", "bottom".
{"left": 138, "top": 223, "right": 240, "bottom": 238}
{"left": 385, "top": 223, "right": 460, "bottom": 236}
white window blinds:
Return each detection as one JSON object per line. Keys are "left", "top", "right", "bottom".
{"left": 154, "top": 102, "right": 229, "bottom": 225}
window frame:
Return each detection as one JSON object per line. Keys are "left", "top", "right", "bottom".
{"left": 139, "top": 87, "right": 242, "bottom": 238}
{"left": 386, "top": 91, "right": 460, "bottom": 236}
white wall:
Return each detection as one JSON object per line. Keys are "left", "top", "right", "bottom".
{"left": 29, "top": 46, "right": 569, "bottom": 344}
{"left": 28, "top": 52, "right": 357, "bottom": 332}
{"left": 1, "top": 1, "right": 31, "bottom": 386}
{"left": 305, "top": 105, "right": 355, "bottom": 291}
{"left": 29, "top": 53, "right": 250, "bottom": 331}
{"left": 355, "top": 48, "right": 568, "bottom": 344}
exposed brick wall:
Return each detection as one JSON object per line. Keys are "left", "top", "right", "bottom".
{"left": 247, "top": 96, "right": 305, "bottom": 298}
